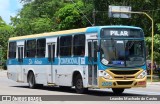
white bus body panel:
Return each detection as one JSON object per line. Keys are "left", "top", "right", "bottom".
{"left": 8, "top": 32, "right": 98, "bottom": 88}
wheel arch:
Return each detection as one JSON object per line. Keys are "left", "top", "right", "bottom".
{"left": 27, "top": 69, "right": 35, "bottom": 83}
{"left": 72, "top": 71, "right": 82, "bottom": 86}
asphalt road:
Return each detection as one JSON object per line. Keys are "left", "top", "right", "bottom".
{"left": 0, "top": 70, "right": 160, "bottom": 104}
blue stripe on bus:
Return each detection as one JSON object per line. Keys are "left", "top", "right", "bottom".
{"left": 7, "top": 57, "right": 88, "bottom": 65}
{"left": 7, "top": 57, "right": 146, "bottom": 70}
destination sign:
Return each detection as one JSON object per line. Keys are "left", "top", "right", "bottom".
{"left": 110, "top": 30, "right": 128, "bottom": 36}
{"left": 101, "top": 28, "right": 143, "bottom": 38}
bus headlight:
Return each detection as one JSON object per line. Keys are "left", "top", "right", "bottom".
{"left": 103, "top": 72, "right": 113, "bottom": 79}
{"left": 99, "top": 70, "right": 113, "bottom": 79}
{"left": 137, "top": 70, "right": 147, "bottom": 79}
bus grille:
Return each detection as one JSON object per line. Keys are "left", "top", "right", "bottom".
{"left": 117, "top": 81, "right": 133, "bottom": 85}
{"left": 114, "top": 76, "right": 135, "bottom": 79}
{"left": 110, "top": 70, "right": 139, "bottom": 75}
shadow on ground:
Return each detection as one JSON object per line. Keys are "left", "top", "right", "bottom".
{"left": 11, "top": 85, "right": 146, "bottom": 96}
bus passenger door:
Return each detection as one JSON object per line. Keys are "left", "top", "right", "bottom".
{"left": 17, "top": 45, "right": 24, "bottom": 82}
{"left": 47, "top": 43, "right": 56, "bottom": 84}
{"left": 88, "top": 40, "right": 98, "bottom": 86}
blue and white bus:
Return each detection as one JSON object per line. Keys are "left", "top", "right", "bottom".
{"left": 7, "top": 25, "right": 147, "bottom": 94}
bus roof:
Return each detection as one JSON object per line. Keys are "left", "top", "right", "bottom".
{"left": 9, "top": 28, "right": 87, "bottom": 41}
{"left": 9, "top": 25, "right": 142, "bottom": 41}
{"left": 102, "top": 25, "right": 142, "bottom": 29}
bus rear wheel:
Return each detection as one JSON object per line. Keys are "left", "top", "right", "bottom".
{"left": 75, "top": 74, "right": 88, "bottom": 94}
{"left": 112, "top": 88, "right": 124, "bottom": 95}
{"left": 28, "top": 72, "right": 36, "bottom": 89}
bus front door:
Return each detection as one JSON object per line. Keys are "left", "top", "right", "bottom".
{"left": 47, "top": 43, "right": 56, "bottom": 84}
{"left": 88, "top": 40, "right": 98, "bottom": 86}
{"left": 17, "top": 45, "right": 24, "bottom": 82}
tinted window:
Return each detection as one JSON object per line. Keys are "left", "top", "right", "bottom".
{"left": 73, "top": 34, "right": 85, "bottom": 56}
{"left": 26, "top": 39, "right": 36, "bottom": 57}
{"left": 60, "top": 36, "right": 72, "bottom": 56}
{"left": 48, "top": 44, "right": 55, "bottom": 62}
{"left": 8, "top": 42, "right": 16, "bottom": 58}
{"left": 37, "top": 39, "right": 46, "bottom": 57}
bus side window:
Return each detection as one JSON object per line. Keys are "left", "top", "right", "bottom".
{"left": 88, "top": 41, "right": 92, "bottom": 62}
{"left": 73, "top": 34, "right": 85, "bottom": 56}
{"left": 60, "top": 36, "right": 72, "bottom": 56}
{"left": 48, "top": 43, "right": 55, "bottom": 62}
{"left": 93, "top": 41, "right": 98, "bottom": 62}
{"left": 37, "top": 38, "right": 46, "bottom": 58}
{"left": 8, "top": 42, "right": 16, "bottom": 59}
{"left": 26, "top": 39, "right": 36, "bottom": 58}
{"left": 48, "top": 45, "right": 51, "bottom": 62}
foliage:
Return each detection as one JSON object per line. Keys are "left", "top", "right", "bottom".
{"left": 54, "top": 1, "right": 93, "bottom": 30}
{"left": 11, "top": 0, "right": 63, "bottom": 36}
{"left": 84, "top": 0, "right": 160, "bottom": 36}
{"left": 0, "top": 17, "right": 6, "bottom": 26}
{"left": 145, "top": 24, "right": 160, "bottom": 64}
{"left": 0, "top": 17, "right": 15, "bottom": 65}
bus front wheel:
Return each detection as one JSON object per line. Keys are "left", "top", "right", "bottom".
{"left": 112, "top": 88, "right": 124, "bottom": 95}
{"left": 75, "top": 74, "right": 88, "bottom": 94}
{"left": 28, "top": 72, "right": 36, "bottom": 89}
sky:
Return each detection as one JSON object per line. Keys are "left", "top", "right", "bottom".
{"left": 0, "top": 0, "right": 23, "bottom": 24}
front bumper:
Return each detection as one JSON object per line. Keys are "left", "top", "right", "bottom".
{"left": 98, "top": 76, "right": 147, "bottom": 88}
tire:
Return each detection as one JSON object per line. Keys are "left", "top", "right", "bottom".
{"left": 28, "top": 72, "right": 36, "bottom": 89}
{"left": 75, "top": 74, "right": 88, "bottom": 94}
{"left": 112, "top": 88, "right": 124, "bottom": 95}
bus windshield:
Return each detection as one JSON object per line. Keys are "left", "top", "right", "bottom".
{"left": 100, "top": 39, "right": 145, "bottom": 67}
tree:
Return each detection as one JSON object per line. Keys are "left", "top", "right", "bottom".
{"left": 0, "top": 16, "right": 6, "bottom": 26}
{"left": 0, "top": 17, "right": 15, "bottom": 65}
{"left": 84, "top": 0, "right": 160, "bottom": 37}
{"left": 54, "top": 1, "right": 93, "bottom": 30}
{"left": 31, "top": 18, "right": 53, "bottom": 33}
{"left": 146, "top": 24, "right": 160, "bottom": 64}
{"left": 11, "top": 0, "right": 63, "bottom": 36}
